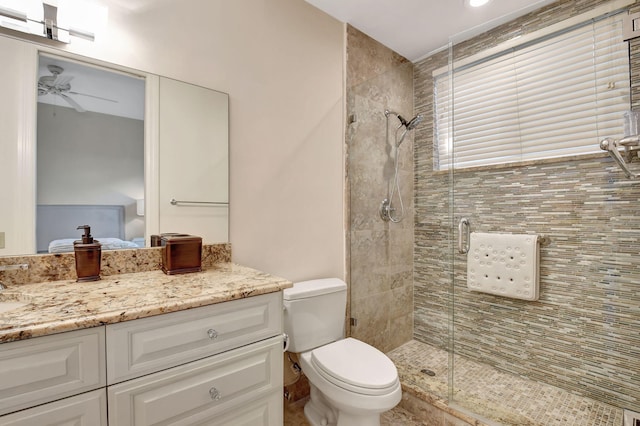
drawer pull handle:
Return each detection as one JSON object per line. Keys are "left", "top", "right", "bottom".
{"left": 209, "top": 387, "right": 222, "bottom": 401}
{"left": 207, "top": 329, "right": 218, "bottom": 339}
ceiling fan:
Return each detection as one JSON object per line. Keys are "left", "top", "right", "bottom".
{"left": 37, "top": 64, "right": 117, "bottom": 113}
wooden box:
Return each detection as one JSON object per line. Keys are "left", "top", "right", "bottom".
{"left": 160, "top": 234, "right": 202, "bottom": 274}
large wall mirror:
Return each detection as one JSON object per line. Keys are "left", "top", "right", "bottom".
{"left": 0, "top": 36, "right": 229, "bottom": 256}
{"left": 36, "top": 54, "right": 146, "bottom": 253}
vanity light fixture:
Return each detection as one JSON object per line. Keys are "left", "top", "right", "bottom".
{"left": 0, "top": 0, "right": 106, "bottom": 43}
{"left": 465, "top": 0, "right": 492, "bottom": 7}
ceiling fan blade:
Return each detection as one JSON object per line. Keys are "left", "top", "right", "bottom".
{"left": 68, "top": 90, "right": 118, "bottom": 103}
{"left": 58, "top": 93, "right": 86, "bottom": 113}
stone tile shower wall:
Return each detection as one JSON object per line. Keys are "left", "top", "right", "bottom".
{"left": 414, "top": 0, "right": 640, "bottom": 411}
{"left": 346, "top": 26, "right": 414, "bottom": 353}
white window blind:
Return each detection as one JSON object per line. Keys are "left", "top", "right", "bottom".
{"left": 434, "top": 12, "right": 630, "bottom": 171}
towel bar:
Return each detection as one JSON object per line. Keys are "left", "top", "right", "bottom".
{"left": 169, "top": 198, "right": 228, "bottom": 206}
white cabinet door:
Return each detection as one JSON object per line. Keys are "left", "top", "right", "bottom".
{"left": 108, "top": 336, "right": 282, "bottom": 426}
{"left": 106, "top": 292, "right": 281, "bottom": 384}
{"left": 0, "top": 327, "right": 106, "bottom": 416}
{"left": 0, "top": 389, "right": 107, "bottom": 426}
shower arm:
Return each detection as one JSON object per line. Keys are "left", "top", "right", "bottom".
{"left": 384, "top": 110, "right": 407, "bottom": 127}
{"left": 600, "top": 137, "right": 639, "bottom": 179}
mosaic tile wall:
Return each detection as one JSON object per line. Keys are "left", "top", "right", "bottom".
{"left": 346, "top": 25, "right": 415, "bottom": 353}
{"left": 414, "top": 0, "right": 640, "bottom": 412}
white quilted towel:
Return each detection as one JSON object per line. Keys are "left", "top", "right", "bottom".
{"left": 467, "top": 232, "right": 539, "bottom": 301}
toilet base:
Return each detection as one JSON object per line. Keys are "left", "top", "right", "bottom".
{"left": 303, "top": 384, "right": 382, "bottom": 426}
{"left": 304, "top": 384, "right": 337, "bottom": 426}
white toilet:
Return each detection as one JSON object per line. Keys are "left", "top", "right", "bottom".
{"left": 283, "top": 278, "right": 402, "bottom": 426}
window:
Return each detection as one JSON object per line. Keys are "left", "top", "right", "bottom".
{"left": 434, "top": 10, "right": 630, "bottom": 170}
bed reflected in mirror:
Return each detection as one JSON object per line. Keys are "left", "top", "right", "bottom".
{"left": 36, "top": 54, "right": 145, "bottom": 254}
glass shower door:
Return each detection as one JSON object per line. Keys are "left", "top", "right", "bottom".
{"left": 445, "top": 6, "right": 639, "bottom": 424}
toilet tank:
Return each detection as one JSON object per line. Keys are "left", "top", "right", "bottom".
{"left": 283, "top": 278, "right": 347, "bottom": 353}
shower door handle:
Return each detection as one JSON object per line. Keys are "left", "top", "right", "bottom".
{"left": 458, "top": 218, "right": 470, "bottom": 254}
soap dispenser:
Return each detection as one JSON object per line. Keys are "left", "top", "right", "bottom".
{"left": 74, "top": 225, "right": 101, "bottom": 282}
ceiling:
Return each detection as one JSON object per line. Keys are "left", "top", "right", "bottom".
{"left": 304, "top": 0, "right": 559, "bottom": 62}
{"left": 37, "top": 55, "right": 145, "bottom": 120}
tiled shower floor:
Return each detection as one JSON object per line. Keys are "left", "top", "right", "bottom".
{"left": 387, "top": 340, "right": 624, "bottom": 426}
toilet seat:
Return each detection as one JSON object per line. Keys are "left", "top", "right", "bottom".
{"left": 309, "top": 338, "right": 399, "bottom": 396}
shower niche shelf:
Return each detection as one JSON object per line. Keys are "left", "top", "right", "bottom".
{"left": 600, "top": 135, "right": 640, "bottom": 179}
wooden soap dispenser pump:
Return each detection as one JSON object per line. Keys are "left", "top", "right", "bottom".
{"left": 74, "top": 225, "right": 101, "bottom": 282}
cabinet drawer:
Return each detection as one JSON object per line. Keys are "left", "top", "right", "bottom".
{"left": 0, "top": 327, "right": 106, "bottom": 416}
{"left": 197, "top": 391, "right": 282, "bottom": 426}
{"left": 108, "top": 336, "right": 282, "bottom": 426}
{"left": 0, "top": 389, "right": 107, "bottom": 426}
{"left": 106, "top": 292, "right": 281, "bottom": 384}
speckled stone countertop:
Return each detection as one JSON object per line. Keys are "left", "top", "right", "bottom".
{"left": 0, "top": 262, "right": 292, "bottom": 343}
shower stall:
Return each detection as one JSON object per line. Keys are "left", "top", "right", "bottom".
{"left": 346, "top": 0, "right": 640, "bottom": 424}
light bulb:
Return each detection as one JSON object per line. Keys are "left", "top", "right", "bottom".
{"left": 467, "top": 0, "right": 491, "bottom": 7}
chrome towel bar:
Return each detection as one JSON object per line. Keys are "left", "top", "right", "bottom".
{"left": 169, "top": 198, "right": 228, "bottom": 206}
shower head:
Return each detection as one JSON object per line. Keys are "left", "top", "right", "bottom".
{"left": 406, "top": 114, "right": 423, "bottom": 130}
{"left": 396, "top": 114, "right": 423, "bottom": 146}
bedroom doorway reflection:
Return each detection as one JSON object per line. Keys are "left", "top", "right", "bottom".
{"left": 36, "top": 54, "right": 146, "bottom": 254}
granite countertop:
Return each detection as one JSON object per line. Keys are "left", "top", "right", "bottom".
{"left": 0, "top": 263, "right": 292, "bottom": 343}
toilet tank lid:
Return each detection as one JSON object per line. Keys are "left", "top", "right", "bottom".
{"left": 283, "top": 278, "right": 347, "bottom": 300}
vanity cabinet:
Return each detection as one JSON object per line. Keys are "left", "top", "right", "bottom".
{"left": 0, "top": 292, "right": 284, "bottom": 425}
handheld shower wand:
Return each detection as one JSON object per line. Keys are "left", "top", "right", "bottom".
{"left": 385, "top": 110, "right": 423, "bottom": 146}
{"left": 406, "top": 114, "right": 424, "bottom": 130}
{"left": 381, "top": 110, "right": 423, "bottom": 223}
{"left": 396, "top": 114, "right": 424, "bottom": 146}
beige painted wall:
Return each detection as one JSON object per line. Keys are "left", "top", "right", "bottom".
{"left": 1, "top": 0, "right": 346, "bottom": 281}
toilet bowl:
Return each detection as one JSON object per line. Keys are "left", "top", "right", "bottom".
{"left": 300, "top": 338, "right": 401, "bottom": 426}
{"left": 283, "top": 278, "right": 402, "bottom": 426}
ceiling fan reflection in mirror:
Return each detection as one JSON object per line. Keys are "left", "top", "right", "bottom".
{"left": 37, "top": 65, "right": 117, "bottom": 113}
